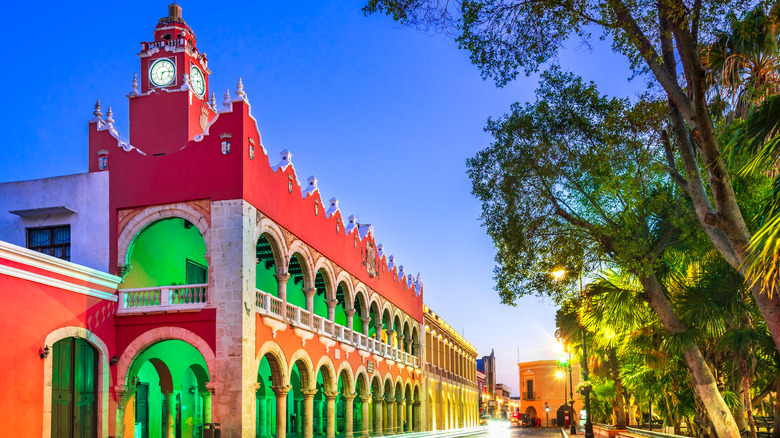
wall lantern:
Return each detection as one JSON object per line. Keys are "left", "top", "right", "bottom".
{"left": 40, "top": 345, "right": 50, "bottom": 359}
{"left": 110, "top": 355, "right": 119, "bottom": 366}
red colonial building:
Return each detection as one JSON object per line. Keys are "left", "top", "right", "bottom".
{"left": 0, "top": 5, "right": 486, "bottom": 438}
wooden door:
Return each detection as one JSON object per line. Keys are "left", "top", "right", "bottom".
{"left": 52, "top": 338, "right": 97, "bottom": 438}
{"left": 136, "top": 383, "right": 149, "bottom": 438}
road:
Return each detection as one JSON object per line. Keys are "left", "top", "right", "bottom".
{"left": 464, "top": 421, "right": 563, "bottom": 438}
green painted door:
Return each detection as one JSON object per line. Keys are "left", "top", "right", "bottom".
{"left": 52, "top": 338, "right": 97, "bottom": 438}
{"left": 136, "top": 383, "right": 149, "bottom": 438}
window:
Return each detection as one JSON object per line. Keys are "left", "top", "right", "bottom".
{"left": 27, "top": 225, "right": 70, "bottom": 261}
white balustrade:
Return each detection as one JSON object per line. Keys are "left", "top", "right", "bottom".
{"left": 253, "top": 289, "right": 422, "bottom": 370}
{"left": 118, "top": 284, "right": 208, "bottom": 314}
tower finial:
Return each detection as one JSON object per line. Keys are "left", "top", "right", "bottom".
{"left": 130, "top": 73, "right": 139, "bottom": 96}
{"left": 93, "top": 99, "right": 103, "bottom": 118}
{"left": 223, "top": 88, "right": 232, "bottom": 110}
{"left": 168, "top": 2, "right": 182, "bottom": 19}
{"left": 105, "top": 106, "right": 115, "bottom": 125}
{"left": 235, "top": 78, "right": 246, "bottom": 100}
{"left": 210, "top": 92, "right": 217, "bottom": 111}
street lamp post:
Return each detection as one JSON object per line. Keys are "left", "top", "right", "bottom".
{"left": 568, "top": 349, "right": 576, "bottom": 435}
{"left": 546, "top": 406, "right": 550, "bottom": 428}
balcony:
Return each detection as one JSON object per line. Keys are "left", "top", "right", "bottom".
{"left": 522, "top": 391, "right": 534, "bottom": 400}
{"left": 256, "top": 289, "right": 420, "bottom": 369}
{"left": 118, "top": 284, "right": 208, "bottom": 315}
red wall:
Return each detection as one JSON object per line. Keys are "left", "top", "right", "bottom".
{"left": 0, "top": 271, "right": 118, "bottom": 436}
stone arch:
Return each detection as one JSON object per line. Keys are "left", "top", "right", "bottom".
{"left": 335, "top": 361, "right": 355, "bottom": 394}
{"left": 353, "top": 286, "right": 369, "bottom": 316}
{"left": 354, "top": 367, "right": 370, "bottom": 396}
{"left": 116, "top": 327, "right": 215, "bottom": 388}
{"left": 334, "top": 270, "right": 354, "bottom": 305}
{"left": 256, "top": 218, "right": 287, "bottom": 271}
{"left": 314, "top": 354, "right": 338, "bottom": 391}
{"left": 411, "top": 325, "right": 420, "bottom": 357}
{"left": 43, "top": 326, "right": 111, "bottom": 438}
{"left": 287, "top": 241, "right": 315, "bottom": 290}
{"left": 118, "top": 202, "right": 210, "bottom": 270}
{"left": 255, "top": 340, "right": 288, "bottom": 387}
{"left": 313, "top": 258, "right": 337, "bottom": 298}
{"left": 288, "top": 349, "right": 316, "bottom": 388}
{"left": 370, "top": 372, "right": 383, "bottom": 395}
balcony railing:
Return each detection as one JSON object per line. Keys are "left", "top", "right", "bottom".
{"left": 256, "top": 289, "right": 420, "bottom": 369}
{"left": 118, "top": 284, "right": 209, "bottom": 314}
{"left": 522, "top": 391, "right": 534, "bottom": 400}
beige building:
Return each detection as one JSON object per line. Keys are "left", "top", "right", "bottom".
{"left": 518, "top": 360, "right": 582, "bottom": 426}
{"left": 423, "top": 305, "right": 479, "bottom": 430}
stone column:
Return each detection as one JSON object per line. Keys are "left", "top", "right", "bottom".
{"left": 275, "top": 273, "right": 290, "bottom": 307}
{"left": 361, "top": 317, "right": 371, "bottom": 336}
{"left": 327, "top": 298, "right": 338, "bottom": 321}
{"left": 343, "top": 392, "right": 356, "bottom": 438}
{"left": 412, "top": 402, "right": 420, "bottom": 432}
{"left": 386, "top": 329, "right": 394, "bottom": 347}
{"left": 360, "top": 395, "right": 371, "bottom": 438}
{"left": 324, "top": 390, "right": 339, "bottom": 438}
{"left": 273, "top": 385, "right": 292, "bottom": 438}
{"left": 386, "top": 398, "right": 394, "bottom": 434}
{"left": 397, "top": 334, "right": 405, "bottom": 353}
{"left": 113, "top": 385, "right": 136, "bottom": 438}
{"left": 302, "top": 389, "right": 318, "bottom": 438}
{"left": 304, "top": 287, "right": 317, "bottom": 313}
{"left": 375, "top": 323, "right": 383, "bottom": 341}
{"left": 406, "top": 400, "right": 412, "bottom": 432}
{"left": 396, "top": 398, "right": 404, "bottom": 433}
{"left": 345, "top": 309, "right": 357, "bottom": 331}
{"left": 373, "top": 397, "right": 384, "bottom": 436}
{"left": 201, "top": 391, "right": 213, "bottom": 424}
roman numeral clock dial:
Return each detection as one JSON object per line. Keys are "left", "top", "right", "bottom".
{"left": 150, "top": 58, "right": 175, "bottom": 87}
{"left": 190, "top": 65, "right": 205, "bottom": 96}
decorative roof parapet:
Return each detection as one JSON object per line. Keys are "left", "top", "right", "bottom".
{"left": 274, "top": 149, "right": 293, "bottom": 172}
{"left": 358, "top": 224, "right": 372, "bottom": 240}
{"left": 303, "top": 176, "right": 318, "bottom": 198}
{"left": 377, "top": 244, "right": 384, "bottom": 259}
{"left": 346, "top": 215, "right": 358, "bottom": 235}
{"left": 221, "top": 89, "right": 231, "bottom": 111}
{"left": 326, "top": 198, "right": 339, "bottom": 218}
{"left": 388, "top": 255, "right": 395, "bottom": 272}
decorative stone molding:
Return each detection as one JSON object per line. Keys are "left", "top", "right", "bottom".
{"left": 323, "top": 390, "right": 340, "bottom": 400}
{"left": 357, "top": 349, "right": 370, "bottom": 362}
{"left": 342, "top": 392, "right": 357, "bottom": 400}
{"left": 372, "top": 354, "right": 384, "bottom": 363}
{"left": 341, "top": 344, "right": 355, "bottom": 358}
{"left": 114, "top": 385, "right": 137, "bottom": 404}
{"left": 319, "top": 336, "right": 337, "bottom": 353}
{"left": 263, "top": 316, "right": 288, "bottom": 338}
{"left": 293, "top": 328, "right": 315, "bottom": 346}
{"left": 386, "top": 360, "right": 395, "bottom": 368}
{"left": 302, "top": 388, "right": 318, "bottom": 399}
{"left": 272, "top": 385, "right": 292, "bottom": 397}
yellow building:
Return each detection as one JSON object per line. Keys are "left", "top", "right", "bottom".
{"left": 518, "top": 360, "right": 582, "bottom": 427}
{"left": 423, "top": 305, "right": 479, "bottom": 430}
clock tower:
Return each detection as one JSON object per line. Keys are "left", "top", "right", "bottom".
{"left": 128, "top": 3, "right": 216, "bottom": 155}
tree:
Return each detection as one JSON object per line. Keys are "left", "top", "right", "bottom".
{"left": 463, "top": 67, "right": 740, "bottom": 435}
{"left": 364, "top": 0, "right": 780, "bottom": 399}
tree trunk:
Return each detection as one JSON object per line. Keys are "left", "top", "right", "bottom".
{"left": 773, "top": 375, "right": 780, "bottom": 438}
{"left": 609, "top": 349, "right": 627, "bottom": 428}
{"left": 639, "top": 273, "right": 741, "bottom": 438}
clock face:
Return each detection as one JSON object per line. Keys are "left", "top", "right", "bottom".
{"left": 190, "top": 65, "right": 206, "bottom": 96}
{"left": 150, "top": 58, "right": 175, "bottom": 87}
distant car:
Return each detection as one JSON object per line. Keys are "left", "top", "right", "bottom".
{"left": 510, "top": 413, "right": 522, "bottom": 427}
{"left": 479, "top": 415, "right": 490, "bottom": 426}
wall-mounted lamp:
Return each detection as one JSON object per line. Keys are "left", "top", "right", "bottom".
{"left": 40, "top": 345, "right": 50, "bottom": 359}
{"left": 110, "top": 355, "right": 119, "bottom": 366}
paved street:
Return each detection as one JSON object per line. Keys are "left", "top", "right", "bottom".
{"left": 417, "top": 421, "right": 563, "bottom": 438}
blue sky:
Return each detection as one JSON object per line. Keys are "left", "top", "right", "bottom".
{"left": 1, "top": 1, "right": 642, "bottom": 395}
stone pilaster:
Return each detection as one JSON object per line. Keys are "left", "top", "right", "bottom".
{"left": 413, "top": 401, "right": 421, "bottom": 432}
{"left": 386, "top": 399, "right": 394, "bottom": 434}
{"left": 113, "top": 385, "right": 136, "bottom": 438}
{"left": 210, "top": 200, "right": 259, "bottom": 436}
{"left": 406, "top": 400, "right": 412, "bottom": 432}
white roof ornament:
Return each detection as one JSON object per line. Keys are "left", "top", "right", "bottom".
{"left": 346, "top": 215, "right": 358, "bottom": 235}
{"left": 388, "top": 255, "right": 395, "bottom": 271}
{"left": 377, "top": 244, "right": 384, "bottom": 259}
{"left": 275, "top": 149, "right": 292, "bottom": 171}
{"left": 105, "top": 106, "right": 115, "bottom": 125}
{"left": 407, "top": 274, "right": 415, "bottom": 288}
{"left": 303, "top": 176, "right": 318, "bottom": 198}
{"left": 415, "top": 272, "right": 423, "bottom": 294}
{"left": 222, "top": 88, "right": 231, "bottom": 111}
{"left": 398, "top": 265, "right": 405, "bottom": 280}
{"left": 93, "top": 99, "right": 103, "bottom": 118}
{"left": 129, "top": 73, "right": 139, "bottom": 96}
{"left": 210, "top": 92, "right": 217, "bottom": 112}
{"left": 326, "top": 198, "right": 339, "bottom": 218}
{"left": 235, "top": 78, "right": 247, "bottom": 101}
